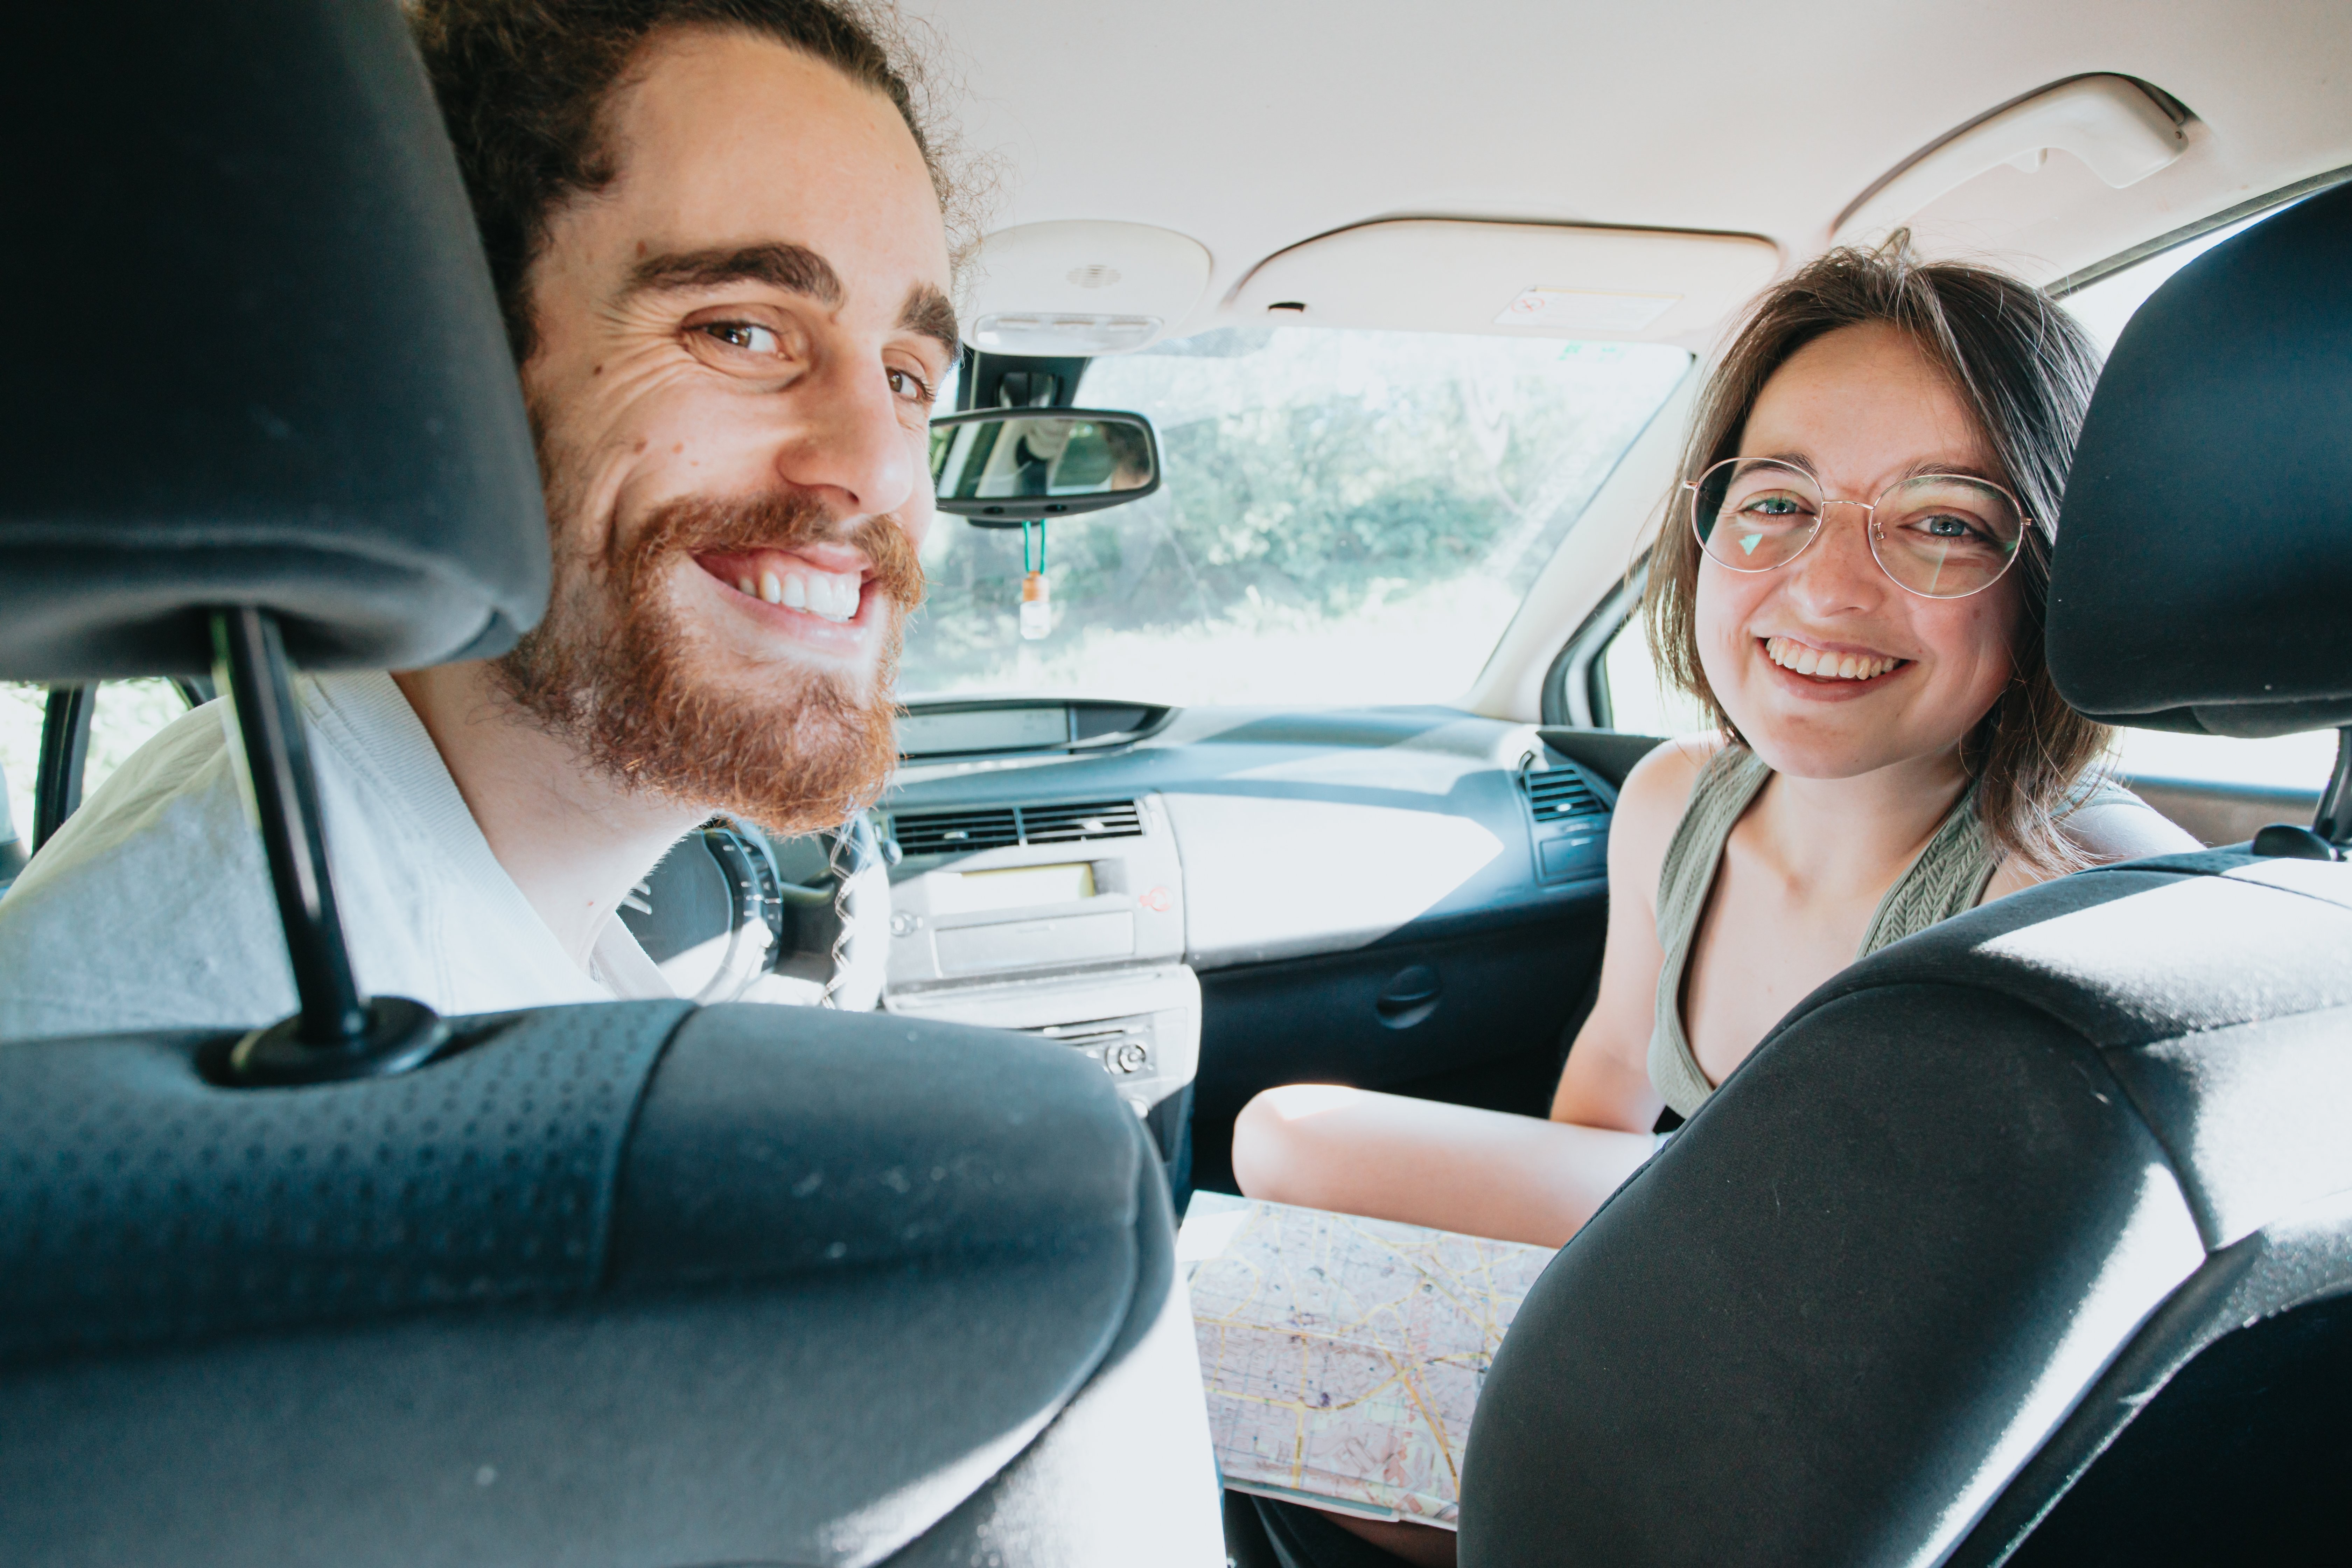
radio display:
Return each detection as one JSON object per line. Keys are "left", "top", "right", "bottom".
{"left": 930, "top": 862, "right": 1098, "bottom": 915}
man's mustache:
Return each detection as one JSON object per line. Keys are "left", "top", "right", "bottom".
{"left": 620, "top": 491, "right": 927, "bottom": 612}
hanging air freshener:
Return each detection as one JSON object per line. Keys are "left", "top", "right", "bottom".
{"left": 1018, "top": 518, "right": 1052, "bottom": 640}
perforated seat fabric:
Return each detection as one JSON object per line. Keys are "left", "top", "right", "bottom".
{"left": 1459, "top": 852, "right": 2352, "bottom": 1567}
{"left": 0, "top": 1003, "right": 1221, "bottom": 1566}
{"left": 0, "top": 0, "right": 546, "bottom": 680}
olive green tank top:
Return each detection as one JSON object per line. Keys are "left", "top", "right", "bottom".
{"left": 1646, "top": 744, "right": 2134, "bottom": 1118}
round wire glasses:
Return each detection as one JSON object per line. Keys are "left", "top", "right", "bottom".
{"left": 1684, "top": 456, "right": 2030, "bottom": 600}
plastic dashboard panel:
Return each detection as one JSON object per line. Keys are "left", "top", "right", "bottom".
{"left": 883, "top": 705, "right": 1614, "bottom": 972}
{"left": 883, "top": 704, "right": 1634, "bottom": 1197}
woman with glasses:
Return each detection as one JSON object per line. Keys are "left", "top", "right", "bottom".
{"left": 1229, "top": 241, "right": 2194, "bottom": 1564}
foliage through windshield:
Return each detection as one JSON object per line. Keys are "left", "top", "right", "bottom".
{"left": 899, "top": 328, "right": 1689, "bottom": 707}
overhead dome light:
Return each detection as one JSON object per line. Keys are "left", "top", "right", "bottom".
{"left": 972, "top": 313, "right": 1164, "bottom": 357}
{"left": 958, "top": 221, "right": 1212, "bottom": 355}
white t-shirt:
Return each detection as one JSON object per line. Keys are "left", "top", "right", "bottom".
{"left": 0, "top": 671, "right": 671, "bottom": 1042}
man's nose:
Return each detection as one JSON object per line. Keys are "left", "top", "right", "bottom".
{"left": 769, "top": 352, "right": 917, "bottom": 519}
{"left": 1785, "top": 500, "right": 1887, "bottom": 612}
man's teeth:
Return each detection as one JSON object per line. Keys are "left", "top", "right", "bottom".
{"left": 1765, "top": 636, "right": 1899, "bottom": 681}
{"left": 739, "top": 564, "right": 860, "bottom": 622}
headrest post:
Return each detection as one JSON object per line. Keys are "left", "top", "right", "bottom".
{"left": 211, "top": 608, "right": 369, "bottom": 1044}
{"left": 2315, "top": 727, "right": 2352, "bottom": 846}
{"left": 209, "top": 607, "right": 446, "bottom": 1085}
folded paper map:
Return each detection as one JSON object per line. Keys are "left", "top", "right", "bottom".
{"left": 1177, "top": 1193, "right": 1558, "bottom": 1529}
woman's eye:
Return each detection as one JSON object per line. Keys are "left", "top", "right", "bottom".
{"left": 1918, "top": 513, "right": 1977, "bottom": 539}
{"left": 887, "top": 365, "right": 937, "bottom": 406}
{"left": 1744, "top": 493, "right": 1808, "bottom": 517}
{"left": 698, "top": 321, "right": 782, "bottom": 356}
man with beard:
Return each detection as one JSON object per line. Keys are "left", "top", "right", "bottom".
{"left": 0, "top": 0, "right": 957, "bottom": 1037}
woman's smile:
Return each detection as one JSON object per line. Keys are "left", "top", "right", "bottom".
{"left": 1759, "top": 633, "right": 1909, "bottom": 686}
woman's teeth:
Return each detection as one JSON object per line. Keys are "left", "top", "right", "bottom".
{"left": 1765, "top": 636, "right": 1899, "bottom": 681}
{"left": 733, "top": 565, "right": 860, "bottom": 622}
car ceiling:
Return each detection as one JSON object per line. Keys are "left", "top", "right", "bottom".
{"left": 909, "top": 0, "right": 2352, "bottom": 343}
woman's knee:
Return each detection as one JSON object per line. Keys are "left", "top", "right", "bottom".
{"left": 1231, "top": 1083, "right": 1367, "bottom": 1203}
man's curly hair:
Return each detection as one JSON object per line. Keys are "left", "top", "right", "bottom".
{"left": 409, "top": 0, "right": 954, "bottom": 364}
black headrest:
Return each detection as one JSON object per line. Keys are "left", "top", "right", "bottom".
{"left": 0, "top": 0, "right": 547, "bottom": 681}
{"left": 2049, "top": 181, "right": 2352, "bottom": 736}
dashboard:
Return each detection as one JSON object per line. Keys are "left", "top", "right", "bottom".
{"left": 884, "top": 699, "right": 1615, "bottom": 970}
{"left": 875, "top": 699, "right": 1625, "bottom": 1185}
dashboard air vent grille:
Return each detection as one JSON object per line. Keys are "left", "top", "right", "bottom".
{"left": 892, "top": 807, "right": 1021, "bottom": 855}
{"left": 1020, "top": 799, "right": 1144, "bottom": 844}
{"left": 1523, "top": 768, "right": 1604, "bottom": 823}
{"left": 891, "top": 799, "right": 1143, "bottom": 855}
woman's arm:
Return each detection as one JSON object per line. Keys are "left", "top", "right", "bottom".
{"left": 1548, "top": 737, "right": 1709, "bottom": 1132}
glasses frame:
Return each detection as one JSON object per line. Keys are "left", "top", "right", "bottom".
{"left": 1682, "top": 456, "right": 2033, "bottom": 601}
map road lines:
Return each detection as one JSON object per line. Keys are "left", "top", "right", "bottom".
{"left": 1177, "top": 1194, "right": 1558, "bottom": 1528}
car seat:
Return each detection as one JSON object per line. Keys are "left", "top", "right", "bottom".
{"left": 1460, "top": 182, "right": 2352, "bottom": 1567}
{"left": 0, "top": 2, "right": 1220, "bottom": 1564}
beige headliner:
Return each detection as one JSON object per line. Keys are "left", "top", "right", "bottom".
{"left": 909, "top": 0, "right": 2352, "bottom": 717}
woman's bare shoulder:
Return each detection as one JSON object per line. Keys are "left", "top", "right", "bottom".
{"left": 2068, "top": 795, "right": 2203, "bottom": 861}
{"left": 1615, "top": 732, "right": 1724, "bottom": 827}
{"left": 1606, "top": 733, "right": 1726, "bottom": 886}
{"left": 1981, "top": 793, "right": 2202, "bottom": 901}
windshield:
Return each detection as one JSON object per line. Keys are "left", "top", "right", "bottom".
{"left": 899, "top": 328, "right": 1689, "bottom": 707}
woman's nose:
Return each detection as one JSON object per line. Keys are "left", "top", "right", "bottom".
{"left": 1785, "top": 501, "right": 1888, "bottom": 612}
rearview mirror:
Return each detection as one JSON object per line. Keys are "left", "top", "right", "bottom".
{"left": 929, "top": 408, "right": 1161, "bottom": 525}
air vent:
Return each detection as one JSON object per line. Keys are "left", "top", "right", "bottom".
{"left": 891, "top": 799, "right": 1143, "bottom": 855}
{"left": 891, "top": 807, "right": 1020, "bottom": 855}
{"left": 1523, "top": 768, "right": 1604, "bottom": 823}
{"left": 1020, "top": 799, "right": 1143, "bottom": 844}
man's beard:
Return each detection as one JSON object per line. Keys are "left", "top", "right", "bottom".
{"left": 493, "top": 489, "right": 926, "bottom": 835}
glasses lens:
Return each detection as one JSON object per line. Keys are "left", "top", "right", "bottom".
{"left": 1692, "top": 459, "right": 1820, "bottom": 569}
{"left": 1871, "top": 476, "right": 2024, "bottom": 597}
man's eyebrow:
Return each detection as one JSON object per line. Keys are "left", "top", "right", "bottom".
{"left": 622, "top": 243, "right": 844, "bottom": 307}
{"left": 898, "top": 282, "right": 959, "bottom": 359}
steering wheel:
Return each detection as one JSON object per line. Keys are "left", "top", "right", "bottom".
{"left": 619, "top": 813, "right": 892, "bottom": 1010}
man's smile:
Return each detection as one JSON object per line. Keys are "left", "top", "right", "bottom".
{"left": 694, "top": 547, "right": 868, "bottom": 623}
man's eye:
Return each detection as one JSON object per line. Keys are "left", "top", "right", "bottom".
{"left": 888, "top": 366, "right": 936, "bottom": 406}
{"left": 699, "top": 321, "right": 782, "bottom": 355}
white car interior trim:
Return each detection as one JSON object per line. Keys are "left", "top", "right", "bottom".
{"left": 1834, "top": 75, "right": 2189, "bottom": 247}
{"left": 1228, "top": 219, "right": 1780, "bottom": 347}
{"left": 914, "top": 0, "right": 2352, "bottom": 323}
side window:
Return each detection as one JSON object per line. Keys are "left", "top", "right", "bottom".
{"left": 1593, "top": 615, "right": 1707, "bottom": 738}
{"left": 0, "top": 679, "right": 198, "bottom": 863}
{"left": 2109, "top": 727, "right": 2337, "bottom": 848}
{"left": 1, "top": 683, "right": 42, "bottom": 863}
{"left": 83, "top": 679, "right": 198, "bottom": 804}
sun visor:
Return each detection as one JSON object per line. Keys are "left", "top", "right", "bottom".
{"left": 958, "top": 220, "right": 1212, "bottom": 357}
{"left": 1228, "top": 220, "right": 1779, "bottom": 342}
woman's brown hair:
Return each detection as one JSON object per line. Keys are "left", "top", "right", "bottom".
{"left": 1642, "top": 236, "right": 2112, "bottom": 876}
